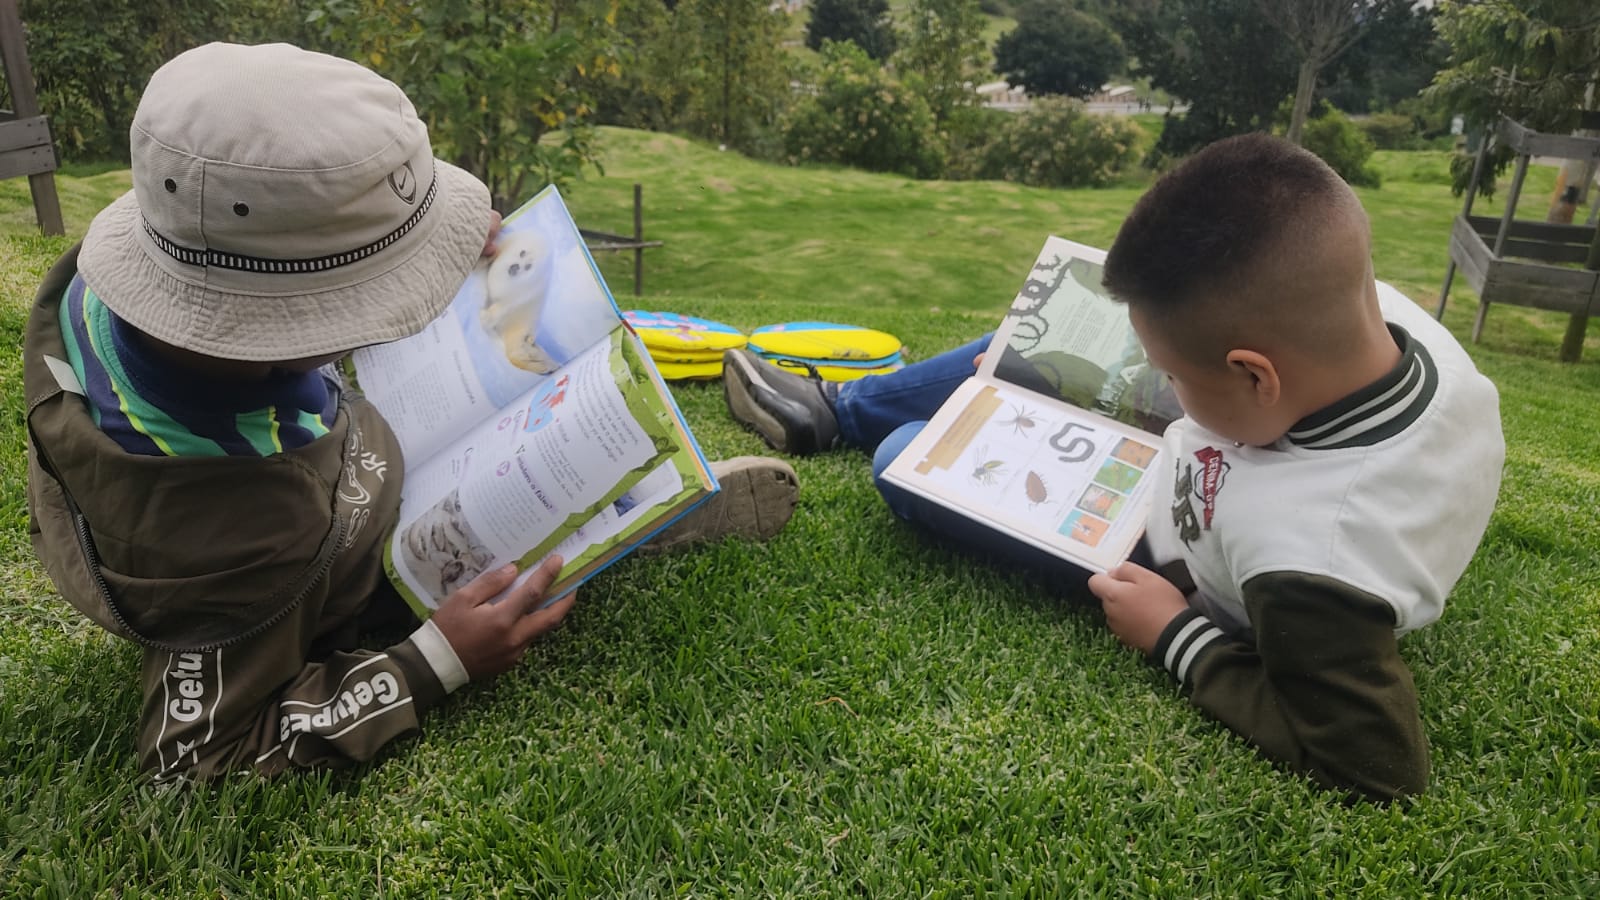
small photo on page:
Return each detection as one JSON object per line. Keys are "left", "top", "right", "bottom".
{"left": 1076, "top": 484, "right": 1127, "bottom": 521}
{"left": 1060, "top": 510, "right": 1111, "bottom": 547}
{"left": 449, "top": 188, "right": 621, "bottom": 409}
{"left": 398, "top": 488, "right": 495, "bottom": 600}
{"left": 1111, "top": 437, "right": 1159, "bottom": 470}
{"left": 1093, "top": 458, "right": 1146, "bottom": 493}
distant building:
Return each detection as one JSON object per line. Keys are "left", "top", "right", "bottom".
{"left": 1086, "top": 84, "right": 1138, "bottom": 106}
{"left": 979, "top": 82, "right": 1147, "bottom": 113}
{"left": 977, "top": 81, "right": 1030, "bottom": 112}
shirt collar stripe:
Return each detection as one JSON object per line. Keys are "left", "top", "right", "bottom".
{"left": 1293, "top": 362, "right": 1425, "bottom": 448}
{"left": 1290, "top": 352, "right": 1423, "bottom": 444}
{"left": 1296, "top": 347, "right": 1438, "bottom": 450}
{"left": 1287, "top": 324, "right": 1437, "bottom": 449}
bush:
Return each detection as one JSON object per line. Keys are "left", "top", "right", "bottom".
{"left": 1358, "top": 112, "right": 1422, "bottom": 150}
{"left": 942, "top": 104, "right": 1010, "bottom": 179}
{"left": 783, "top": 41, "right": 946, "bottom": 178}
{"left": 978, "top": 98, "right": 1144, "bottom": 188}
{"left": 1300, "top": 104, "right": 1382, "bottom": 188}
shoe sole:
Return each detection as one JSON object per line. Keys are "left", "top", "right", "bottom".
{"left": 723, "top": 351, "right": 812, "bottom": 454}
{"left": 639, "top": 456, "right": 799, "bottom": 552}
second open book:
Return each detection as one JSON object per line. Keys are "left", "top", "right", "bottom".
{"left": 881, "top": 237, "right": 1183, "bottom": 573}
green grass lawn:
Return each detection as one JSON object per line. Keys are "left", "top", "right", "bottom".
{"left": 2, "top": 131, "right": 1597, "bottom": 897}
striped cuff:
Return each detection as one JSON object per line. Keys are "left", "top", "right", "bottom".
{"left": 1152, "top": 608, "right": 1225, "bottom": 688}
{"left": 410, "top": 619, "right": 470, "bottom": 693}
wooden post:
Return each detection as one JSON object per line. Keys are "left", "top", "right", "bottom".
{"left": 1437, "top": 127, "right": 1492, "bottom": 320}
{"left": 632, "top": 182, "right": 644, "bottom": 297}
{"left": 0, "top": 0, "right": 65, "bottom": 236}
{"left": 1473, "top": 152, "right": 1532, "bottom": 343}
{"left": 1558, "top": 225, "right": 1600, "bottom": 363}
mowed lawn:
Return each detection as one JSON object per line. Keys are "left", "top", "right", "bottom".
{"left": 1, "top": 129, "right": 1597, "bottom": 897}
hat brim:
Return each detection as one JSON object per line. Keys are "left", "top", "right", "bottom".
{"left": 79, "top": 159, "right": 492, "bottom": 363}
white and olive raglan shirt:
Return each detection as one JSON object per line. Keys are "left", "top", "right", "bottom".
{"left": 1143, "top": 284, "right": 1504, "bottom": 800}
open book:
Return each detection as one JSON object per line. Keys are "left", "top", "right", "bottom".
{"left": 345, "top": 187, "right": 715, "bottom": 616}
{"left": 880, "top": 237, "right": 1183, "bottom": 573}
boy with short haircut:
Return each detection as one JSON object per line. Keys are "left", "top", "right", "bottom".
{"left": 723, "top": 134, "right": 1504, "bottom": 800}
{"left": 1089, "top": 134, "right": 1503, "bottom": 799}
{"left": 25, "top": 42, "right": 796, "bottom": 781}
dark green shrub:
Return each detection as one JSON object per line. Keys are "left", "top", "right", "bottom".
{"left": 942, "top": 104, "right": 1010, "bottom": 180}
{"left": 1299, "top": 103, "right": 1382, "bottom": 188}
{"left": 979, "top": 98, "right": 1144, "bottom": 188}
{"left": 1358, "top": 112, "right": 1421, "bottom": 150}
{"left": 783, "top": 41, "right": 946, "bottom": 178}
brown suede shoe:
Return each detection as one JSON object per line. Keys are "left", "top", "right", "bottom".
{"left": 638, "top": 456, "right": 799, "bottom": 553}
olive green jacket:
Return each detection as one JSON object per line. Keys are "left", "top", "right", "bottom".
{"left": 25, "top": 246, "right": 464, "bottom": 780}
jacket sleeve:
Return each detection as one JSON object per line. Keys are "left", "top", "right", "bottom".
{"left": 136, "top": 618, "right": 469, "bottom": 780}
{"left": 1150, "top": 571, "right": 1429, "bottom": 801}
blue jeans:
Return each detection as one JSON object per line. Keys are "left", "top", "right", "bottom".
{"left": 835, "top": 335, "right": 1096, "bottom": 586}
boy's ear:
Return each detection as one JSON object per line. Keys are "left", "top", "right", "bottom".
{"left": 1225, "top": 349, "right": 1281, "bottom": 408}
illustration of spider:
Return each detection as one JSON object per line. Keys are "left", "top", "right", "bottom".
{"left": 968, "top": 446, "right": 1008, "bottom": 486}
{"left": 999, "top": 403, "right": 1041, "bottom": 436}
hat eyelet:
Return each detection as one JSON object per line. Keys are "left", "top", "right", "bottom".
{"left": 233, "top": 202, "right": 250, "bottom": 217}
{"left": 164, "top": 178, "right": 177, "bottom": 193}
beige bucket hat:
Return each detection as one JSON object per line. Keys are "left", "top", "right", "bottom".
{"left": 79, "top": 42, "right": 492, "bottom": 362}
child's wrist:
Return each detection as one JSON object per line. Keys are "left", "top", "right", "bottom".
{"left": 411, "top": 619, "right": 470, "bottom": 692}
{"left": 1151, "top": 608, "right": 1225, "bottom": 686}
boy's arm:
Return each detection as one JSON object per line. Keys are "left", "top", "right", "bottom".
{"left": 136, "top": 620, "right": 467, "bottom": 780}
{"left": 134, "top": 559, "right": 571, "bottom": 780}
{"left": 1151, "top": 572, "right": 1429, "bottom": 802}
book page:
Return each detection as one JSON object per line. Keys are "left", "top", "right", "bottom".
{"left": 385, "top": 329, "right": 698, "bottom": 611}
{"left": 978, "top": 237, "right": 1181, "bottom": 436}
{"left": 881, "top": 377, "right": 1165, "bottom": 573}
{"left": 531, "top": 390, "right": 714, "bottom": 600}
{"left": 348, "top": 186, "right": 624, "bottom": 466}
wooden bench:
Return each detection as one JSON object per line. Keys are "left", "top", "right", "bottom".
{"left": 579, "top": 182, "right": 663, "bottom": 297}
{"left": 0, "top": 0, "right": 64, "bottom": 236}
{"left": 1436, "top": 116, "right": 1600, "bottom": 362}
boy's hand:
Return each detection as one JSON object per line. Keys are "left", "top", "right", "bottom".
{"left": 429, "top": 555, "right": 574, "bottom": 680}
{"left": 482, "top": 209, "right": 504, "bottom": 258}
{"left": 1087, "top": 562, "right": 1188, "bottom": 655}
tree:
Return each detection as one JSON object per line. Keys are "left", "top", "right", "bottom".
{"left": 993, "top": 1, "right": 1125, "bottom": 99}
{"left": 306, "top": 0, "right": 621, "bottom": 210}
{"left": 1427, "top": 0, "right": 1600, "bottom": 138}
{"left": 1321, "top": 0, "right": 1446, "bottom": 115}
{"left": 587, "top": 0, "right": 693, "bottom": 131}
{"left": 1115, "top": 0, "right": 1298, "bottom": 157}
{"left": 897, "top": 0, "right": 988, "bottom": 123}
{"left": 677, "top": 0, "right": 792, "bottom": 151}
{"left": 805, "top": 0, "right": 897, "bottom": 61}
{"left": 23, "top": 0, "right": 304, "bottom": 161}
{"left": 1427, "top": 0, "right": 1600, "bottom": 217}
{"left": 1257, "top": 0, "right": 1372, "bottom": 144}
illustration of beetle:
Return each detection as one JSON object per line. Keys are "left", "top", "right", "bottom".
{"left": 1024, "top": 470, "right": 1050, "bottom": 506}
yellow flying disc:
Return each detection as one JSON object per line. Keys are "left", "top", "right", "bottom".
{"left": 655, "top": 359, "right": 725, "bottom": 381}
{"left": 761, "top": 356, "right": 904, "bottom": 383}
{"left": 624, "top": 310, "right": 747, "bottom": 354}
{"left": 748, "top": 322, "right": 902, "bottom": 363}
